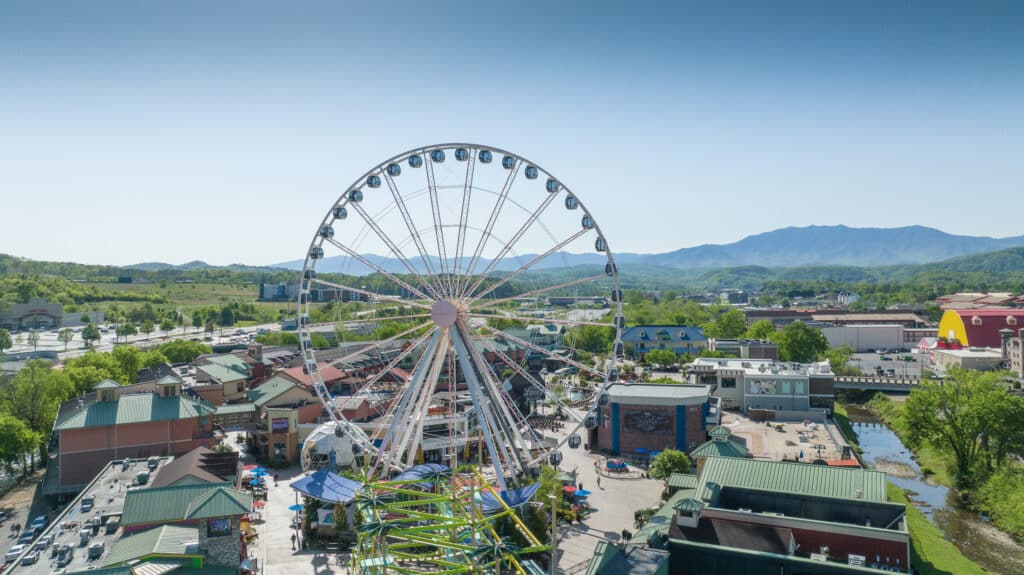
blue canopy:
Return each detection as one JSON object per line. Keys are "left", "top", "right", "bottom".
{"left": 480, "top": 483, "right": 541, "bottom": 514}
{"left": 290, "top": 468, "right": 364, "bottom": 504}
{"left": 391, "top": 463, "right": 450, "bottom": 486}
{"left": 634, "top": 447, "right": 649, "bottom": 454}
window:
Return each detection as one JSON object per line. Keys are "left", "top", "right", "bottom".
{"left": 639, "top": 330, "right": 647, "bottom": 339}
{"left": 208, "top": 518, "right": 231, "bottom": 538}
{"left": 1008, "top": 316, "right": 1018, "bottom": 326}
{"left": 972, "top": 316, "right": 983, "bottom": 326}
{"left": 781, "top": 381, "right": 791, "bottom": 394}
{"left": 721, "top": 377, "right": 737, "bottom": 389}
{"left": 795, "top": 381, "right": 806, "bottom": 394}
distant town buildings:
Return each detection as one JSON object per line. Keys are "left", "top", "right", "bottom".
{"left": 935, "top": 291, "right": 1024, "bottom": 310}
{"left": 0, "top": 297, "right": 104, "bottom": 331}
{"left": 621, "top": 325, "right": 708, "bottom": 358}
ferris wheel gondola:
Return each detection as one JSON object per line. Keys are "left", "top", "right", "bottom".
{"left": 296, "top": 144, "right": 623, "bottom": 490}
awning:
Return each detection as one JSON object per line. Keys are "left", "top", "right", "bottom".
{"left": 290, "top": 469, "right": 363, "bottom": 504}
{"left": 479, "top": 483, "right": 541, "bottom": 514}
{"left": 390, "top": 463, "right": 450, "bottom": 488}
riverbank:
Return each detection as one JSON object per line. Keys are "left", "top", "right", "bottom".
{"left": 835, "top": 402, "right": 1004, "bottom": 573}
{"left": 886, "top": 482, "right": 987, "bottom": 575}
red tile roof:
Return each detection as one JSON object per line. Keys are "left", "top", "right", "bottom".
{"left": 279, "top": 364, "right": 347, "bottom": 388}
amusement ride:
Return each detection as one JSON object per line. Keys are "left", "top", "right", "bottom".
{"left": 293, "top": 144, "right": 623, "bottom": 573}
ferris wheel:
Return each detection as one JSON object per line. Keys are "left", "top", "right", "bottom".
{"left": 296, "top": 143, "right": 624, "bottom": 490}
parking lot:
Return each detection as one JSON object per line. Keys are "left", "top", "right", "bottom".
{"left": 851, "top": 351, "right": 929, "bottom": 378}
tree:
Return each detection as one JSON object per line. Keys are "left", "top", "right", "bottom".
{"left": 157, "top": 340, "right": 211, "bottom": 363}
{"left": 703, "top": 308, "right": 747, "bottom": 339}
{"left": 112, "top": 346, "right": 143, "bottom": 384}
{"left": 140, "top": 320, "right": 155, "bottom": 340}
{"left": 219, "top": 307, "right": 235, "bottom": 328}
{"left": 81, "top": 323, "right": 102, "bottom": 348}
{"left": 743, "top": 320, "right": 775, "bottom": 341}
{"left": 901, "top": 370, "right": 1017, "bottom": 487}
{"left": 159, "top": 319, "right": 175, "bottom": 338}
{"left": 0, "top": 360, "right": 74, "bottom": 436}
{"left": 192, "top": 313, "right": 203, "bottom": 332}
{"left": 116, "top": 322, "right": 137, "bottom": 343}
{"left": 0, "top": 328, "right": 11, "bottom": 354}
{"left": 0, "top": 414, "right": 41, "bottom": 476}
{"left": 649, "top": 449, "right": 691, "bottom": 479}
{"left": 773, "top": 321, "right": 828, "bottom": 363}
{"left": 64, "top": 365, "right": 116, "bottom": 395}
{"left": 644, "top": 348, "right": 677, "bottom": 367}
{"left": 65, "top": 351, "right": 127, "bottom": 386}
{"left": 58, "top": 328, "right": 74, "bottom": 351}
{"left": 565, "top": 325, "right": 615, "bottom": 354}
{"left": 80, "top": 314, "right": 90, "bottom": 323}
{"left": 823, "top": 345, "right": 859, "bottom": 375}
{"left": 26, "top": 331, "right": 40, "bottom": 351}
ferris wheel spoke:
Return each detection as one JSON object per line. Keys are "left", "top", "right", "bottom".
{"left": 485, "top": 346, "right": 572, "bottom": 443}
{"left": 423, "top": 153, "right": 453, "bottom": 295}
{"left": 458, "top": 321, "right": 534, "bottom": 474}
{"left": 332, "top": 313, "right": 432, "bottom": 325}
{"left": 452, "top": 151, "right": 476, "bottom": 296}
{"left": 323, "top": 237, "right": 434, "bottom": 302}
{"left": 476, "top": 324, "right": 606, "bottom": 379}
{"left": 467, "top": 313, "right": 612, "bottom": 328}
{"left": 461, "top": 190, "right": 559, "bottom": 300}
{"left": 398, "top": 330, "right": 450, "bottom": 468}
{"left": 466, "top": 228, "right": 592, "bottom": 303}
{"left": 461, "top": 157, "right": 519, "bottom": 297}
{"left": 309, "top": 277, "right": 432, "bottom": 311}
{"left": 348, "top": 201, "right": 444, "bottom": 301}
{"left": 329, "top": 320, "right": 435, "bottom": 367}
{"left": 471, "top": 272, "right": 610, "bottom": 311}
{"left": 381, "top": 170, "right": 441, "bottom": 281}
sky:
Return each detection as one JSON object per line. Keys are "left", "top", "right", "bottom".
{"left": 1, "top": 0, "right": 1022, "bottom": 266}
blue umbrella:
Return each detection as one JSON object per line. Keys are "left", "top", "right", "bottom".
{"left": 288, "top": 504, "right": 304, "bottom": 512}
{"left": 576, "top": 489, "right": 593, "bottom": 497}
{"left": 252, "top": 468, "right": 269, "bottom": 477}
{"left": 634, "top": 447, "right": 648, "bottom": 454}
{"left": 249, "top": 479, "right": 262, "bottom": 486}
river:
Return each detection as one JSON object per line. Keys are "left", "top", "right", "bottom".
{"left": 844, "top": 404, "right": 1024, "bottom": 574}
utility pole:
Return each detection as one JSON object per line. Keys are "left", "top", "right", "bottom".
{"left": 549, "top": 494, "right": 558, "bottom": 575}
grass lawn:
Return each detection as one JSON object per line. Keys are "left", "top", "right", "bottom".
{"left": 887, "top": 482, "right": 987, "bottom": 575}
{"left": 831, "top": 403, "right": 861, "bottom": 453}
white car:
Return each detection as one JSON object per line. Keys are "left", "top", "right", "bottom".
{"left": 6, "top": 544, "right": 26, "bottom": 564}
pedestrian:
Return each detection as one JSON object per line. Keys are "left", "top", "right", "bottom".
{"left": 596, "top": 476, "right": 602, "bottom": 489}
{"left": 291, "top": 532, "right": 296, "bottom": 549}
{"left": 578, "top": 482, "right": 583, "bottom": 491}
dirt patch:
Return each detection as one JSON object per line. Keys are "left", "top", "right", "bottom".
{"left": 872, "top": 457, "right": 917, "bottom": 479}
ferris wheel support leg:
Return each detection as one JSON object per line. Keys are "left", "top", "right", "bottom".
{"left": 451, "top": 326, "right": 513, "bottom": 491}
{"left": 373, "top": 328, "right": 442, "bottom": 475}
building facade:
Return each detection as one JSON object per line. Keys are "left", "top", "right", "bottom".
{"left": 707, "top": 339, "right": 778, "bottom": 360}
{"left": 691, "top": 358, "right": 835, "bottom": 416}
{"left": 938, "top": 309, "right": 1024, "bottom": 348}
{"left": 621, "top": 325, "right": 708, "bottom": 358}
{"left": 594, "top": 383, "right": 714, "bottom": 455}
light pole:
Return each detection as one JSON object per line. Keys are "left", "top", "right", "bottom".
{"left": 548, "top": 494, "right": 558, "bottom": 575}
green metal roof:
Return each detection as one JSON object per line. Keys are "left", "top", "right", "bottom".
{"left": 667, "top": 473, "right": 699, "bottom": 490}
{"left": 689, "top": 438, "right": 750, "bottom": 459}
{"left": 214, "top": 402, "right": 256, "bottom": 415}
{"left": 94, "top": 379, "right": 121, "bottom": 390}
{"left": 697, "top": 457, "right": 888, "bottom": 503}
{"left": 184, "top": 487, "right": 251, "bottom": 519}
{"left": 122, "top": 484, "right": 252, "bottom": 526}
{"left": 54, "top": 394, "right": 216, "bottom": 431}
{"left": 205, "top": 354, "right": 250, "bottom": 372}
{"left": 247, "top": 375, "right": 299, "bottom": 407}
{"left": 197, "top": 363, "right": 247, "bottom": 383}
{"left": 104, "top": 524, "right": 201, "bottom": 566}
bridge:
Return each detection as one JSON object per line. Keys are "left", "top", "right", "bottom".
{"left": 833, "top": 375, "right": 942, "bottom": 392}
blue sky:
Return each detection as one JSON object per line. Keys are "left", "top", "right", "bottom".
{"left": 1, "top": 1, "right": 1021, "bottom": 266}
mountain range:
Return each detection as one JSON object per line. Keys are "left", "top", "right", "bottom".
{"left": 269, "top": 225, "right": 1024, "bottom": 274}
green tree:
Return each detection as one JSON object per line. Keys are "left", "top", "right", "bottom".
{"left": 743, "top": 319, "right": 775, "bottom": 340}
{"left": 140, "top": 319, "right": 155, "bottom": 340}
{"left": 564, "top": 325, "right": 615, "bottom": 354}
{"left": 65, "top": 352, "right": 127, "bottom": 386}
{"left": 703, "top": 308, "right": 747, "bottom": 339}
{"left": 191, "top": 313, "right": 203, "bottom": 332}
{"left": 0, "top": 328, "right": 11, "bottom": 354}
{"left": 26, "top": 331, "right": 40, "bottom": 351}
{"left": 81, "top": 323, "right": 102, "bottom": 347}
{"left": 901, "top": 370, "right": 1016, "bottom": 487}
{"left": 64, "top": 365, "right": 116, "bottom": 395}
{"left": 157, "top": 340, "right": 211, "bottom": 363}
{"left": 644, "top": 348, "right": 677, "bottom": 367}
{"left": 80, "top": 314, "right": 90, "bottom": 323}
{"left": 58, "top": 328, "right": 74, "bottom": 351}
{"left": 649, "top": 449, "right": 692, "bottom": 479}
{"left": 159, "top": 319, "right": 175, "bottom": 338}
{"left": 822, "top": 345, "right": 860, "bottom": 375}
{"left": 219, "top": 307, "right": 235, "bottom": 327}
{"left": 112, "top": 346, "right": 143, "bottom": 383}
{"left": 116, "top": 322, "right": 137, "bottom": 343}
{"left": 773, "top": 321, "right": 828, "bottom": 363}
{"left": 0, "top": 360, "right": 74, "bottom": 436}
{"left": 0, "top": 415, "right": 41, "bottom": 475}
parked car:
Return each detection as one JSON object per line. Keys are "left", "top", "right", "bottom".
{"left": 18, "top": 529, "right": 37, "bottom": 545}
{"left": 20, "top": 551, "right": 39, "bottom": 566}
{"left": 881, "top": 356, "right": 892, "bottom": 361}
{"left": 34, "top": 533, "right": 53, "bottom": 551}
{"left": 6, "top": 544, "right": 26, "bottom": 564}
{"left": 886, "top": 368, "right": 897, "bottom": 377}
{"left": 29, "top": 515, "right": 48, "bottom": 531}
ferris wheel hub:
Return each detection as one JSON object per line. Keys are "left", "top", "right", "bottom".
{"left": 431, "top": 300, "right": 458, "bottom": 328}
